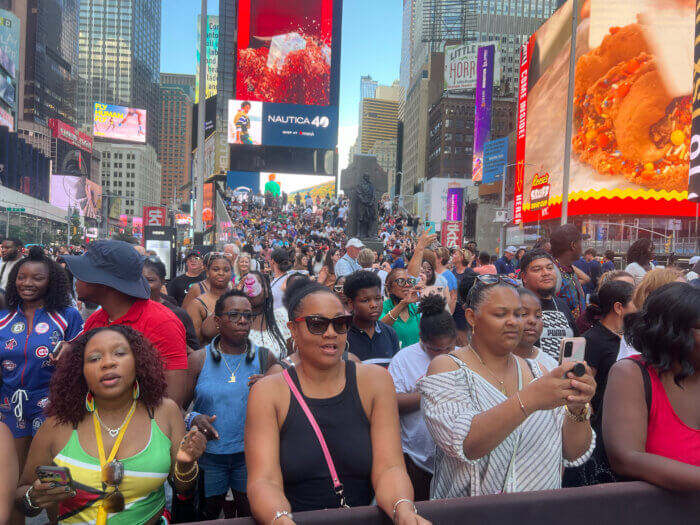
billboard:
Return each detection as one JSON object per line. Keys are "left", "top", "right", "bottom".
{"left": 226, "top": 171, "right": 261, "bottom": 193}
{"left": 93, "top": 103, "right": 147, "bottom": 143}
{"left": 260, "top": 172, "right": 334, "bottom": 197}
{"left": 203, "top": 182, "right": 214, "bottom": 228}
{"left": 0, "top": 10, "right": 19, "bottom": 121}
{"left": 196, "top": 15, "right": 219, "bottom": 103}
{"left": 471, "top": 45, "right": 495, "bottom": 182}
{"left": 515, "top": 0, "right": 696, "bottom": 223}
{"left": 444, "top": 41, "right": 501, "bottom": 92}
{"left": 228, "top": 99, "right": 338, "bottom": 150}
{"left": 132, "top": 217, "right": 143, "bottom": 239}
{"left": 236, "top": 0, "right": 335, "bottom": 106}
{"left": 483, "top": 137, "right": 509, "bottom": 184}
{"left": 0, "top": 105, "right": 12, "bottom": 130}
{"left": 50, "top": 175, "right": 102, "bottom": 219}
{"left": 48, "top": 119, "right": 93, "bottom": 153}
{"left": 441, "top": 221, "right": 463, "bottom": 248}
{"left": 446, "top": 187, "right": 464, "bottom": 222}
{"left": 690, "top": 0, "right": 700, "bottom": 201}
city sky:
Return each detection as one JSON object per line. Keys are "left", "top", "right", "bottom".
{"left": 160, "top": 0, "right": 402, "bottom": 171}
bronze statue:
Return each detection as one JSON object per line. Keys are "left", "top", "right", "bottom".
{"left": 356, "top": 173, "right": 377, "bottom": 239}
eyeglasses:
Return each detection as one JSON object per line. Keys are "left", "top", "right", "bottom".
{"left": 221, "top": 310, "right": 255, "bottom": 323}
{"left": 294, "top": 314, "right": 354, "bottom": 335}
{"left": 101, "top": 460, "right": 125, "bottom": 513}
{"left": 391, "top": 277, "right": 417, "bottom": 288}
{"left": 333, "top": 285, "right": 345, "bottom": 293}
{"left": 475, "top": 274, "right": 518, "bottom": 287}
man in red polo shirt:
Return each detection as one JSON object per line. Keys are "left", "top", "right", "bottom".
{"left": 62, "top": 240, "right": 188, "bottom": 407}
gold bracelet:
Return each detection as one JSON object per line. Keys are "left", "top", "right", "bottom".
{"left": 564, "top": 403, "right": 591, "bottom": 422}
{"left": 175, "top": 461, "right": 197, "bottom": 477}
{"left": 387, "top": 309, "right": 398, "bottom": 321}
{"left": 515, "top": 392, "right": 528, "bottom": 417}
{"left": 174, "top": 462, "right": 199, "bottom": 483}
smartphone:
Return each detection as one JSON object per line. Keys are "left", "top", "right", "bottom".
{"left": 424, "top": 221, "right": 436, "bottom": 235}
{"left": 558, "top": 337, "right": 586, "bottom": 366}
{"left": 50, "top": 340, "right": 64, "bottom": 358}
{"left": 36, "top": 466, "right": 73, "bottom": 487}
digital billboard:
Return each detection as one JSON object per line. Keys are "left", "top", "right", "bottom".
{"left": 483, "top": 137, "right": 509, "bottom": 184}
{"left": 515, "top": 0, "right": 696, "bottom": 223}
{"left": 93, "top": 103, "right": 147, "bottom": 143}
{"left": 471, "top": 45, "right": 495, "bottom": 182}
{"left": 196, "top": 15, "right": 219, "bottom": 103}
{"left": 260, "top": 172, "right": 335, "bottom": 198}
{"left": 0, "top": 10, "right": 19, "bottom": 120}
{"left": 236, "top": 0, "right": 335, "bottom": 106}
{"left": 50, "top": 175, "right": 102, "bottom": 219}
{"left": 228, "top": 99, "right": 338, "bottom": 149}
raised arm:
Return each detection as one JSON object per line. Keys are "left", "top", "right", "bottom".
{"left": 406, "top": 231, "right": 436, "bottom": 278}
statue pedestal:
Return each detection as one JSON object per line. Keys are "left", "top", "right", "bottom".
{"left": 360, "top": 239, "right": 385, "bottom": 255}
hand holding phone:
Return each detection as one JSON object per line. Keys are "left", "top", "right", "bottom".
{"left": 29, "top": 466, "right": 76, "bottom": 509}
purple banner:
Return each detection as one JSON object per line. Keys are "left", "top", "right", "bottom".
{"left": 471, "top": 44, "right": 495, "bottom": 182}
{"left": 446, "top": 187, "right": 464, "bottom": 221}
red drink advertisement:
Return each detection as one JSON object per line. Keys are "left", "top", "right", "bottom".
{"left": 236, "top": 0, "right": 335, "bottom": 106}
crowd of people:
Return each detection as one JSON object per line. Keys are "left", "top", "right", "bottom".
{"left": 0, "top": 199, "right": 699, "bottom": 524}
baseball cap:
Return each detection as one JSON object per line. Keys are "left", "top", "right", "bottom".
{"left": 62, "top": 240, "right": 150, "bottom": 300}
{"left": 346, "top": 238, "right": 365, "bottom": 249}
{"left": 505, "top": 246, "right": 518, "bottom": 254}
{"left": 391, "top": 248, "right": 402, "bottom": 256}
{"left": 186, "top": 250, "right": 202, "bottom": 259}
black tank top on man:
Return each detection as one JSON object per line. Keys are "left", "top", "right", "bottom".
{"left": 279, "top": 360, "right": 374, "bottom": 511}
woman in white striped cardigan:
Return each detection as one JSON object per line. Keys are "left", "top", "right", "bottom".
{"left": 418, "top": 276, "right": 596, "bottom": 499}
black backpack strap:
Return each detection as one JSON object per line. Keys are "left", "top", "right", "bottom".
{"left": 625, "top": 358, "right": 651, "bottom": 414}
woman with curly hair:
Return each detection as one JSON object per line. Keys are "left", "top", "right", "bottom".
{"left": 624, "top": 238, "right": 656, "bottom": 285}
{"left": 0, "top": 246, "right": 83, "bottom": 503}
{"left": 604, "top": 283, "right": 700, "bottom": 489}
{"left": 15, "top": 325, "right": 207, "bottom": 523}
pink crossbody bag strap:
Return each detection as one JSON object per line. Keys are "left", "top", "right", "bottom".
{"left": 282, "top": 369, "right": 349, "bottom": 508}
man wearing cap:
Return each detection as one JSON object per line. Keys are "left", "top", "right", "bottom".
{"left": 390, "top": 247, "right": 405, "bottom": 269}
{"left": 495, "top": 246, "right": 517, "bottom": 276}
{"left": 63, "top": 240, "right": 188, "bottom": 407}
{"left": 167, "top": 251, "right": 206, "bottom": 306}
{"left": 335, "top": 238, "right": 364, "bottom": 278}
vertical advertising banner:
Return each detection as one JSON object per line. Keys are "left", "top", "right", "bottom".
{"left": 440, "top": 221, "right": 463, "bottom": 248}
{"left": 517, "top": 0, "right": 696, "bottom": 223}
{"left": 471, "top": 45, "right": 495, "bottom": 182}
{"left": 445, "top": 187, "right": 464, "bottom": 222}
{"left": 689, "top": 0, "right": 700, "bottom": 201}
{"left": 132, "top": 217, "right": 143, "bottom": 239}
{"left": 203, "top": 182, "right": 214, "bottom": 228}
{"left": 514, "top": 37, "right": 534, "bottom": 225}
{"left": 0, "top": 10, "right": 19, "bottom": 124}
{"left": 196, "top": 15, "right": 219, "bottom": 103}
{"left": 143, "top": 206, "right": 167, "bottom": 226}
{"left": 483, "top": 137, "right": 509, "bottom": 184}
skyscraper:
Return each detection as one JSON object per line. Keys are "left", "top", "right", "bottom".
{"left": 159, "top": 81, "right": 194, "bottom": 208}
{"left": 77, "top": 0, "right": 161, "bottom": 152}
{"left": 360, "top": 75, "right": 378, "bottom": 100}
{"left": 22, "top": 0, "right": 80, "bottom": 126}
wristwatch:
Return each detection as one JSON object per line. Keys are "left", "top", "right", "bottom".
{"left": 565, "top": 403, "right": 591, "bottom": 422}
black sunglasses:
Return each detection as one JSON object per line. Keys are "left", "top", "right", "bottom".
{"left": 475, "top": 274, "right": 518, "bottom": 287}
{"left": 392, "top": 277, "right": 417, "bottom": 287}
{"left": 221, "top": 310, "right": 255, "bottom": 323}
{"left": 294, "top": 314, "right": 354, "bottom": 335}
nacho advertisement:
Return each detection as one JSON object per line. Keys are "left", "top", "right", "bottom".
{"left": 515, "top": 0, "right": 697, "bottom": 224}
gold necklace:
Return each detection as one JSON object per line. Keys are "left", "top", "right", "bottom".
{"left": 469, "top": 345, "right": 510, "bottom": 395}
{"left": 217, "top": 341, "right": 247, "bottom": 383}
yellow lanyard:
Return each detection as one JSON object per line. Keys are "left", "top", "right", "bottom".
{"left": 93, "top": 401, "right": 137, "bottom": 466}
{"left": 93, "top": 401, "right": 136, "bottom": 525}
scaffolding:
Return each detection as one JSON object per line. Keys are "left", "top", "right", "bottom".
{"left": 421, "top": 0, "right": 477, "bottom": 43}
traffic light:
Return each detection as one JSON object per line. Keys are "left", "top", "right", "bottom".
{"left": 71, "top": 226, "right": 78, "bottom": 235}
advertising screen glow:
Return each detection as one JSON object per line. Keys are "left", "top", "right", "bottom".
{"left": 515, "top": 0, "right": 696, "bottom": 223}
{"left": 93, "top": 103, "right": 147, "bottom": 143}
{"left": 50, "top": 175, "right": 102, "bottom": 219}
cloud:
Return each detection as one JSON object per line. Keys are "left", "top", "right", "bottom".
{"left": 337, "top": 124, "right": 358, "bottom": 172}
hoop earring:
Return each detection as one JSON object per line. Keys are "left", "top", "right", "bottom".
{"left": 85, "top": 391, "right": 95, "bottom": 413}
{"left": 292, "top": 340, "right": 299, "bottom": 355}
{"left": 133, "top": 380, "right": 140, "bottom": 400}
{"left": 344, "top": 341, "right": 350, "bottom": 354}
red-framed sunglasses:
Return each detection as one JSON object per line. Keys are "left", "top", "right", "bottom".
{"left": 294, "top": 315, "right": 354, "bottom": 335}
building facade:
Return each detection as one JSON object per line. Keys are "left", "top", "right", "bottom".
{"left": 358, "top": 97, "right": 399, "bottom": 155}
{"left": 369, "top": 138, "right": 398, "bottom": 194}
{"left": 360, "top": 75, "right": 378, "bottom": 99}
{"left": 161, "top": 73, "right": 196, "bottom": 90}
{"left": 21, "top": 0, "right": 79, "bottom": 126}
{"left": 77, "top": 0, "right": 161, "bottom": 152}
{"left": 159, "top": 82, "right": 194, "bottom": 208}
{"left": 94, "top": 142, "right": 161, "bottom": 217}
{"left": 216, "top": 0, "right": 235, "bottom": 123}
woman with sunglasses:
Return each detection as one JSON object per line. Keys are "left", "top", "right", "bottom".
{"left": 17, "top": 325, "right": 207, "bottom": 524}
{"left": 418, "top": 252, "right": 451, "bottom": 312}
{"left": 186, "top": 253, "right": 234, "bottom": 346}
{"left": 246, "top": 280, "right": 430, "bottom": 525}
{"left": 183, "top": 290, "right": 277, "bottom": 520}
{"left": 418, "top": 275, "right": 596, "bottom": 499}
{"left": 333, "top": 274, "right": 351, "bottom": 313}
{"left": 381, "top": 269, "right": 422, "bottom": 349}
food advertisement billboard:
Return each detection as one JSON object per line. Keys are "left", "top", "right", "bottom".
{"left": 444, "top": 41, "right": 501, "bottom": 92}
{"left": 93, "top": 103, "right": 147, "bottom": 143}
{"left": 50, "top": 175, "right": 102, "bottom": 219}
{"left": 514, "top": 0, "right": 697, "bottom": 224}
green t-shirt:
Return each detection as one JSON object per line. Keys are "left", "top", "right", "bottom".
{"left": 264, "top": 180, "right": 281, "bottom": 197}
{"left": 382, "top": 299, "right": 420, "bottom": 349}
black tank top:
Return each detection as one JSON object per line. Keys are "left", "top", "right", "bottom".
{"left": 279, "top": 361, "right": 374, "bottom": 511}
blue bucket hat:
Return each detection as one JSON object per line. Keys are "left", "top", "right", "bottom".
{"left": 62, "top": 240, "right": 150, "bottom": 299}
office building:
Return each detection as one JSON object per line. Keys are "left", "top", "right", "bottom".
{"left": 358, "top": 80, "right": 400, "bottom": 153}
{"left": 77, "top": 0, "right": 161, "bottom": 152}
{"left": 159, "top": 81, "right": 194, "bottom": 208}
{"left": 94, "top": 142, "right": 161, "bottom": 217}
{"left": 161, "top": 73, "right": 196, "bottom": 90}
{"left": 20, "top": 0, "right": 79, "bottom": 126}
{"left": 369, "top": 138, "right": 398, "bottom": 194}
{"left": 360, "top": 75, "right": 378, "bottom": 99}
{"left": 216, "top": 0, "right": 235, "bottom": 122}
